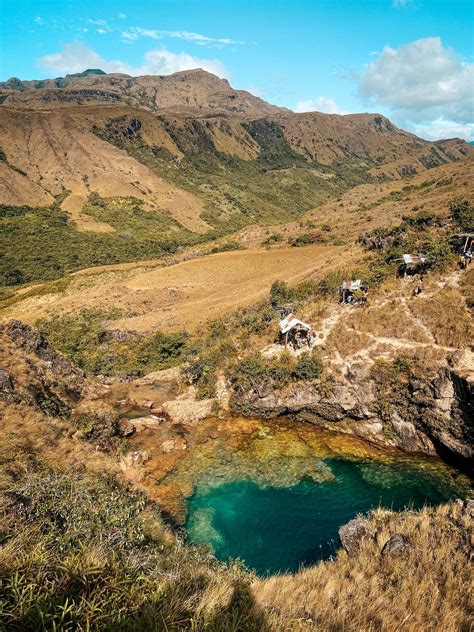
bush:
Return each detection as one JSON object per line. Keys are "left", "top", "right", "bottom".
{"left": 402, "top": 210, "right": 437, "bottom": 227}
{"left": 292, "top": 352, "right": 323, "bottom": 380}
{"left": 270, "top": 279, "right": 319, "bottom": 306}
{"left": 449, "top": 199, "right": 474, "bottom": 232}
{"left": 262, "top": 233, "right": 282, "bottom": 246}
{"left": 209, "top": 240, "right": 241, "bottom": 254}
{"left": 38, "top": 309, "right": 188, "bottom": 377}
{"left": 231, "top": 351, "right": 323, "bottom": 395}
{"left": 230, "top": 354, "right": 291, "bottom": 393}
{"left": 289, "top": 231, "right": 323, "bottom": 247}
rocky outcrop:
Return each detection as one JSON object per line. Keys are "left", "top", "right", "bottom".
{"left": 381, "top": 534, "right": 412, "bottom": 558}
{"left": 0, "top": 368, "right": 15, "bottom": 403}
{"left": 0, "top": 320, "right": 102, "bottom": 417}
{"left": 230, "top": 358, "right": 474, "bottom": 468}
{"left": 338, "top": 517, "right": 374, "bottom": 556}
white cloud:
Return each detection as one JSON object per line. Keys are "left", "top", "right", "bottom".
{"left": 295, "top": 96, "right": 348, "bottom": 115}
{"left": 96, "top": 29, "right": 107, "bottom": 35}
{"left": 118, "top": 13, "right": 127, "bottom": 19}
{"left": 392, "top": 0, "right": 410, "bottom": 7}
{"left": 142, "top": 49, "right": 227, "bottom": 77}
{"left": 34, "top": 16, "right": 45, "bottom": 25}
{"left": 37, "top": 42, "right": 229, "bottom": 79}
{"left": 356, "top": 37, "right": 473, "bottom": 125}
{"left": 409, "top": 117, "right": 474, "bottom": 142}
{"left": 120, "top": 27, "right": 238, "bottom": 46}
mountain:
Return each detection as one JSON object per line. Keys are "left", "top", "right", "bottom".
{"left": 0, "top": 69, "right": 472, "bottom": 286}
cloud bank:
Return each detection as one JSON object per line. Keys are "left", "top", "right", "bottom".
{"left": 295, "top": 96, "right": 348, "bottom": 115}
{"left": 37, "top": 43, "right": 228, "bottom": 79}
{"left": 356, "top": 37, "right": 473, "bottom": 127}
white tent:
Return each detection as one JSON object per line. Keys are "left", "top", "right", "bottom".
{"left": 279, "top": 315, "right": 311, "bottom": 335}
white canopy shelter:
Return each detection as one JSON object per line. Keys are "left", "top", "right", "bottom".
{"left": 279, "top": 315, "right": 311, "bottom": 335}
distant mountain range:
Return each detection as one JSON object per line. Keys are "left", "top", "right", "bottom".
{"left": 0, "top": 68, "right": 472, "bottom": 285}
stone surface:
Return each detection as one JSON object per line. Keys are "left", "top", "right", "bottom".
{"left": 381, "top": 533, "right": 412, "bottom": 558}
{"left": 338, "top": 517, "right": 373, "bottom": 556}
{"left": 161, "top": 437, "right": 187, "bottom": 453}
{"left": 162, "top": 388, "right": 214, "bottom": 424}
{"left": 0, "top": 368, "right": 15, "bottom": 403}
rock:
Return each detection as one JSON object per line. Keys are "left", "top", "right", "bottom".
{"left": 161, "top": 437, "right": 187, "bottom": 453}
{"left": 118, "top": 419, "right": 136, "bottom": 437}
{"left": 464, "top": 499, "right": 474, "bottom": 518}
{"left": 122, "top": 450, "right": 150, "bottom": 468}
{"left": 129, "top": 415, "right": 164, "bottom": 432}
{"left": 381, "top": 534, "right": 412, "bottom": 558}
{"left": 162, "top": 389, "right": 214, "bottom": 424}
{"left": 346, "top": 362, "right": 371, "bottom": 383}
{"left": 4, "top": 491, "right": 33, "bottom": 519}
{"left": 338, "top": 517, "right": 373, "bottom": 556}
{"left": 391, "top": 416, "right": 436, "bottom": 454}
{"left": 0, "top": 368, "right": 15, "bottom": 403}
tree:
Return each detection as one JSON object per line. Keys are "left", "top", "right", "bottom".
{"left": 449, "top": 199, "right": 474, "bottom": 232}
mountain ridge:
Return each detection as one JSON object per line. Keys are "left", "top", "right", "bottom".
{"left": 0, "top": 69, "right": 472, "bottom": 286}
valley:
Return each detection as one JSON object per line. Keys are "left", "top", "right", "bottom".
{"left": 0, "top": 67, "right": 473, "bottom": 631}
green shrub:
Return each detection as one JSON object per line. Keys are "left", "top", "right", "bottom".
{"left": 231, "top": 351, "right": 323, "bottom": 394}
{"left": 292, "top": 352, "right": 323, "bottom": 380}
{"left": 38, "top": 309, "right": 187, "bottom": 377}
{"left": 449, "top": 199, "right": 474, "bottom": 232}
{"left": 209, "top": 240, "right": 241, "bottom": 254}
{"left": 262, "top": 233, "right": 282, "bottom": 246}
{"left": 289, "top": 231, "right": 323, "bottom": 247}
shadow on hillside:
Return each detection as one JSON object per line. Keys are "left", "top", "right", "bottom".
{"left": 205, "top": 577, "right": 269, "bottom": 631}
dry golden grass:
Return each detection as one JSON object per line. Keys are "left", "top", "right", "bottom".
{"left": 3, "top": 244, "right": 350, "bottom": 333}
{"left": 410, "top": 286, "right": 473, "bottom": 348}
{"left": 253, "top": 503, "right": 473, "bottom": 632}
{"left": 348, "top": 300, "right": 431, "bottom": 343}
{"left": 325, "top": 320, "right": 373, "bottom": 357}
{"left": 459, "top": 266, "right": 474, "bottom": 313}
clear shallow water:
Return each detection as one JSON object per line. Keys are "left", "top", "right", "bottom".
{"left": 186, "top": 456, "right": 469, "bottom": 576}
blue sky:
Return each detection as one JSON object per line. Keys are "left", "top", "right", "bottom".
{"left": 1, "top": 0, "right": 473, "bottom": 139}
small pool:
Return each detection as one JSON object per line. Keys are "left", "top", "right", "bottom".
{"left": 186, "top": 456, "right": 469, "bottom": 575}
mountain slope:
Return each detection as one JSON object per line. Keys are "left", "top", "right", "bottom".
{"left": 0, "top": 69, "right": 472, "bottom": 286}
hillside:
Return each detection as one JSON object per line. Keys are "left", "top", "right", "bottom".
{"left": 3, "top": 156, "right": 472, "bottom": 330}
{"left": 0, "top": 69, "right": 472, "bottom": 288}
{"left": 1, "top": 64, "right": 474, "bottom": 632}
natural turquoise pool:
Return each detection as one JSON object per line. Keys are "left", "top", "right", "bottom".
{"left": 186, "top": 456, "right": 469, "bottom": 576}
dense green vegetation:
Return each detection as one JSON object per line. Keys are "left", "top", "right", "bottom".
{"left": 38, "top": 308, "right": 187, "bottom": 377}
{"left": 448, "top": 199, "right": 474, "bottom": 233}
{"left": 92, "top": 116, "right": 374, "bottom": 235}
{"left": 0, "top": 196, "right": 205, "bottom": 286}
{"left": 230, "top": 351, "right": 323, "bottom": 395}
{"left": 357, "top": 201, "right": 474, "bottom": 272}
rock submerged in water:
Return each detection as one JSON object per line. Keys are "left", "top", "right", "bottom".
{"left": 381, "top": 533, "right": 412, "bottom": 558}
{"left": 338, "top": 517, "right": 373, "bottom": 556}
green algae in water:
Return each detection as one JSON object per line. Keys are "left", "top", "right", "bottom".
{"left": 186, "top": 457, "right": 470, "bottom": 576}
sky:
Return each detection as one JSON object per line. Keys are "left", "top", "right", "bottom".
{"left": 1, "top": 0, "right": 473, "bottom": 140}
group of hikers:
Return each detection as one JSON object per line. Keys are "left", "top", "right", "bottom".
{"left": 279, "top": 238, "right": 472, "bottom": 349}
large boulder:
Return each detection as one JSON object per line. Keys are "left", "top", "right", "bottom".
{"left": 0, "top": 368, "right": 15, "bottom": 403}
{"left": 381, "top": 533, "right": 412, "bottom": 558}
{"left": 338, "top": 517, "right": 373, "bottom": 556}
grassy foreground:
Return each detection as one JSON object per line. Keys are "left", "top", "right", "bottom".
{"left": 0, "top": 389, "right": 471, "bottom": 631}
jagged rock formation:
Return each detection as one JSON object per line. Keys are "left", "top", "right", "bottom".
{"left": 230, "top": 357, "right": 474, "bottom": 469}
